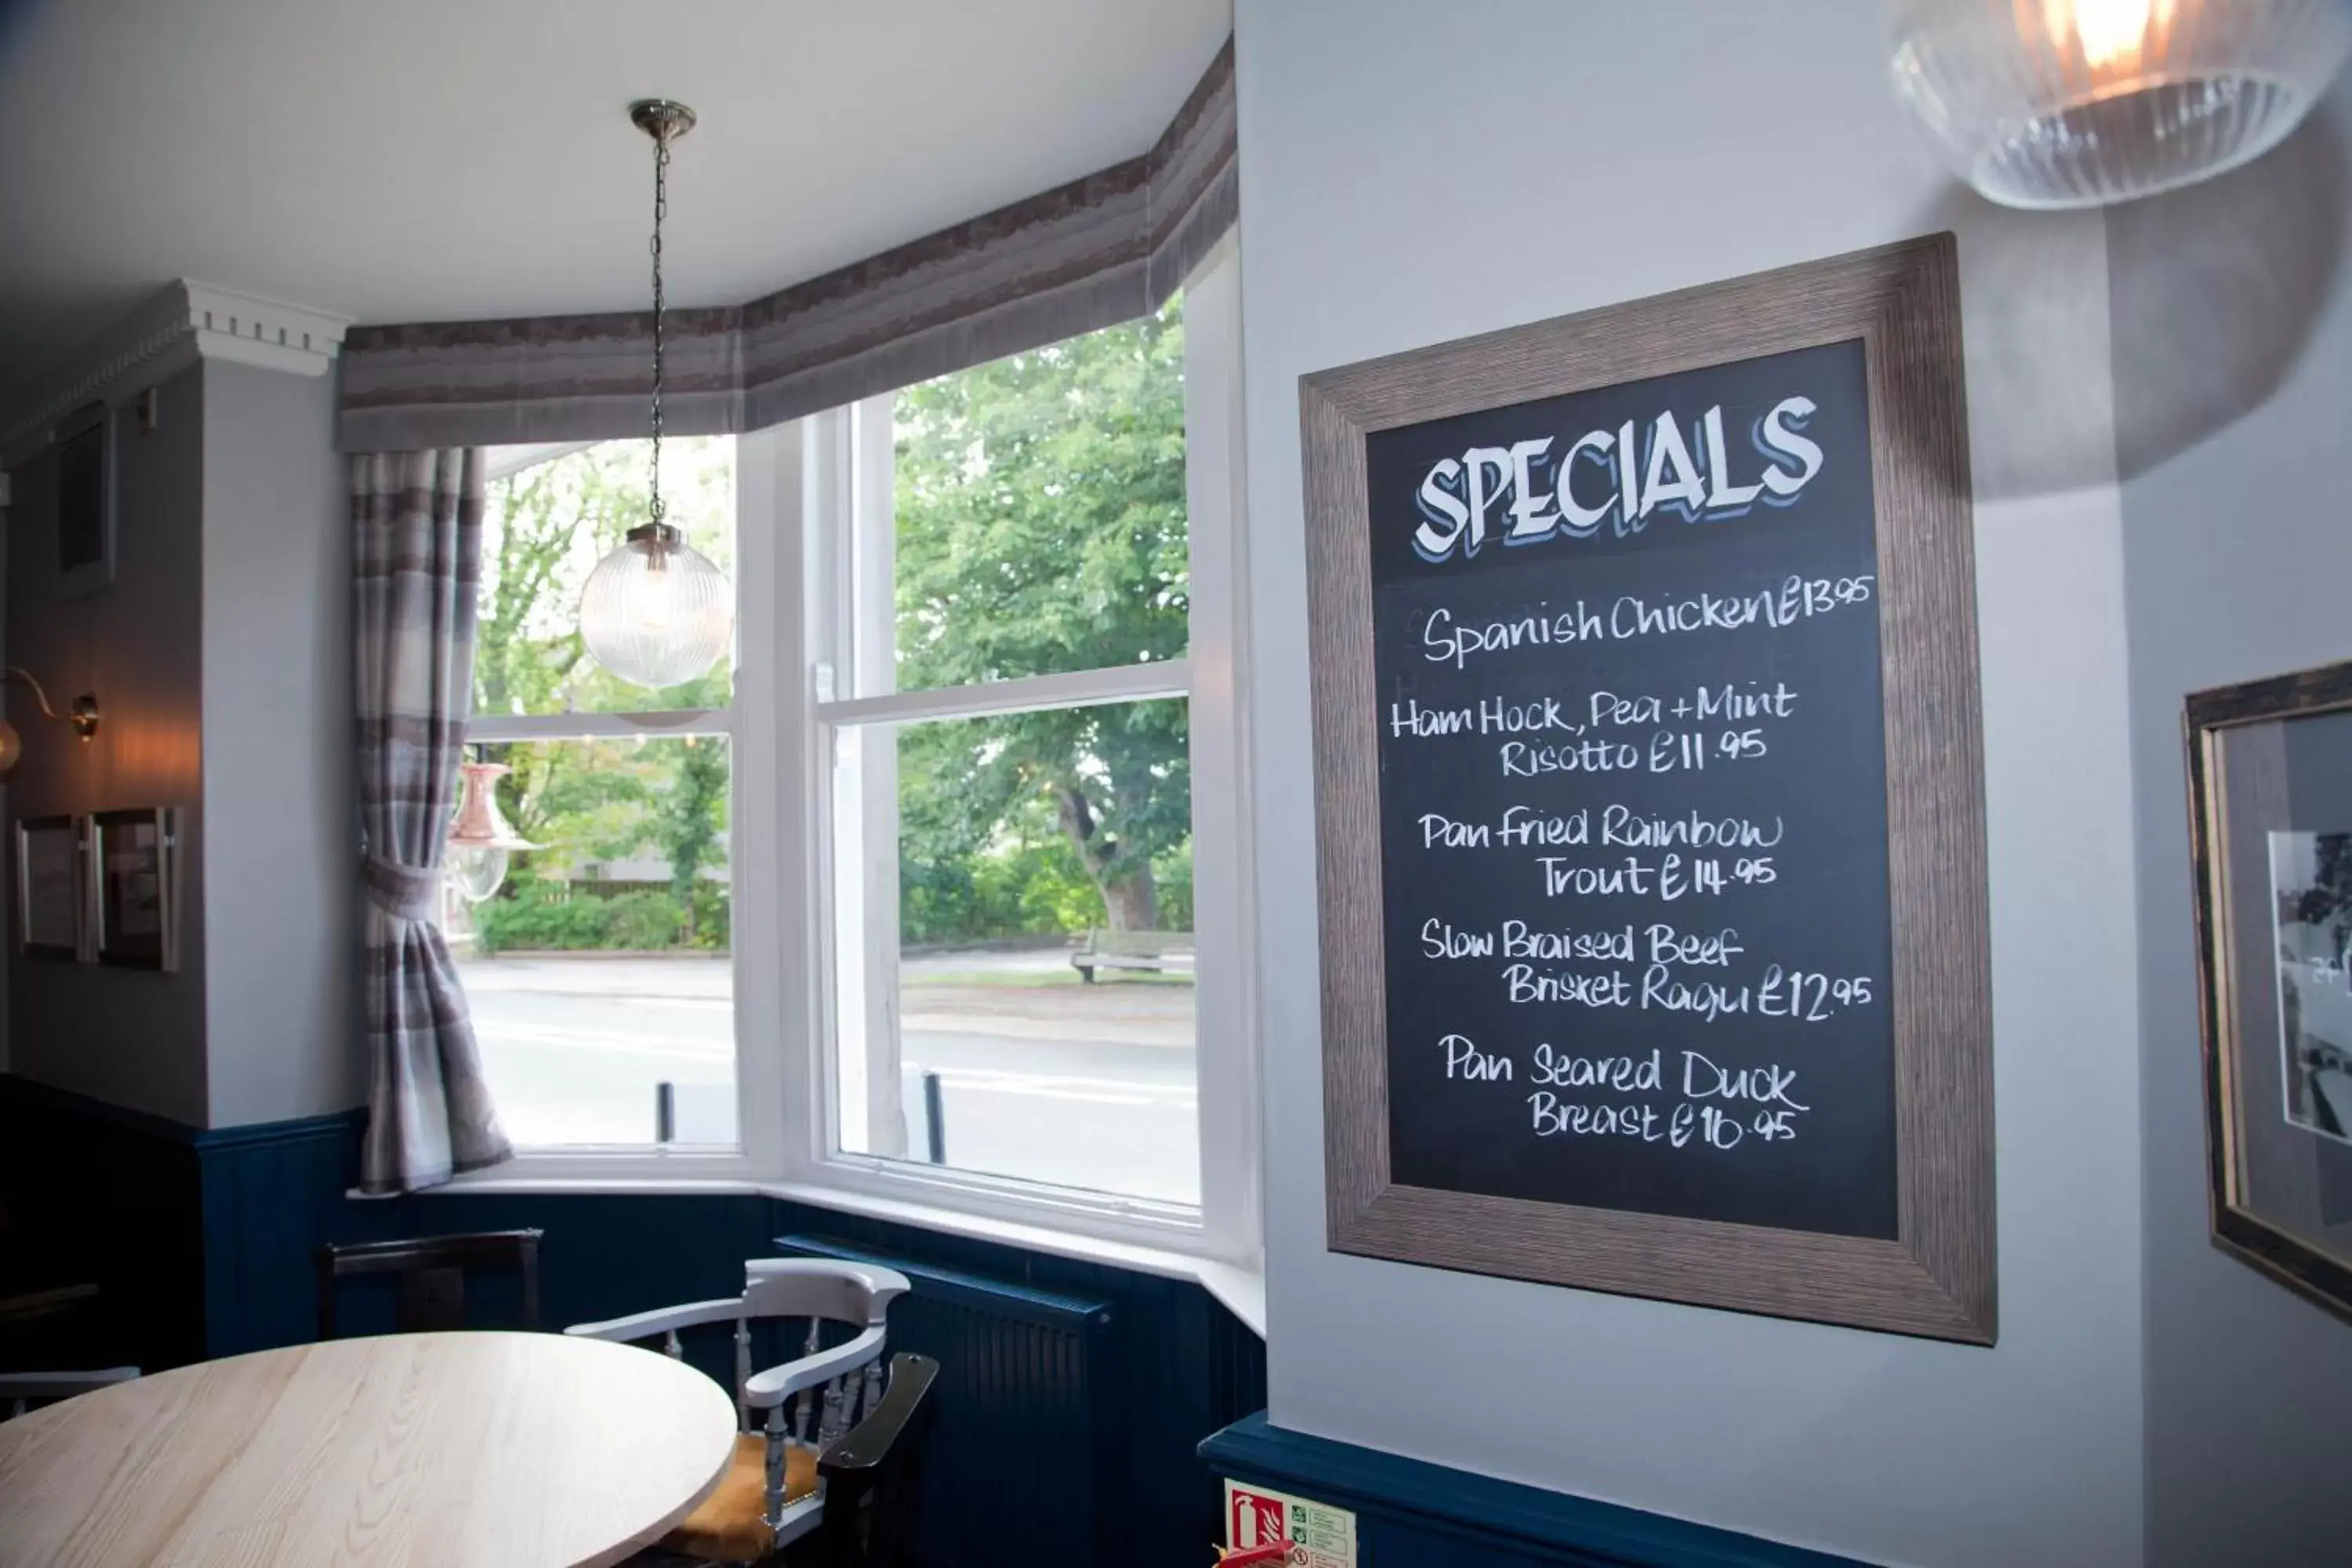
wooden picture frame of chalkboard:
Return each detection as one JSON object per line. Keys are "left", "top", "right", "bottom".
{"left": 1302, "top": 234, "right": 1994, "bottom": 1343}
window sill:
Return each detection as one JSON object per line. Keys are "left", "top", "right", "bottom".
{"left": 758, "top": 1177, "right": 1266, "bottom": 1335}
{"left": 364, "top": 1170, "right": 1267, "bottom": 1336}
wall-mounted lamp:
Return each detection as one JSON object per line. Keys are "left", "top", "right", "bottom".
{"left": 1893, "top": 0, "right": 2352, "bottom": 209}
{"left": 0, "top": 667, "right": 100, "bottom": 771}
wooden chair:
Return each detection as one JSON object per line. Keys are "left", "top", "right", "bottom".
{"left": 568, "top": 1259, "right": 911, "bottom": 1565}
{"left": 1, "top": 1367, "right": 138, "bottom": 1421}
{"left": 0, "top": 1283, "right": 103, "bottom": 1370}
{"left": 315, "top": 1229, "right": 543, "bottom": 1339}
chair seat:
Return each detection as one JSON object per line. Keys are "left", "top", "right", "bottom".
{"left": 662, "top": 1432, "right": 820, "bottom": 1563}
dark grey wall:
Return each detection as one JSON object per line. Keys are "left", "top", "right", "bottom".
{"left": 200, "top": 360, "right": 357, "bottom": 1127}
{"left": 5, "top": 363, "right": 209, "bottom": 1125}
{"left": 2111, "top": 78, "right": 2352, "bottom": 1568}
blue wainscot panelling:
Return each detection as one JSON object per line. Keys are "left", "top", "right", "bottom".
{"left": 0, "top": 1075, "right": 365, "bottom": 1369}
{"left": 0, "top": 1075, "right": 215, "bottom": 1374}
{"left": 772, "top": 1229, "right": 1264, "bottom": 1568}
{"left": 195, "top": 1108, "right": 368, "bottom": 1356}
{"left": 1201, "top": 1413, "right": 1867, "bottom": 1568}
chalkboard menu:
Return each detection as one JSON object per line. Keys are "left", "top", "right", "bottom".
{"left": 1368, "top": 337, "right": 1897, "bottom": 1238}
{"left": 1304, "top": 238, "right": 1997, "bottom": 1341}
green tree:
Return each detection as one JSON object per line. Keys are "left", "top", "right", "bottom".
{"left": 655, "top": 735, "right": 729, "bottom": 938}
{"left": 474, "top": 445, "right": 650, "bottom": 851}
{"left": 466, "top": 439, "right": 736, "bottom": 945}
{"left": 892, "top": 302, "right": 1189, "bottom": 931}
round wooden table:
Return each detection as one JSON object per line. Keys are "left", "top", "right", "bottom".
{"left": 0, "top": 1330, "right": 739, "bottom": 1567}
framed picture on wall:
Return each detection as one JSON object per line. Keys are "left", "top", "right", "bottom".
{"left": 90, "top": 808, "right": 178, "bottom": 973}
{"left": 54, "top": 401, "right": 116, "bottom": 597}
{"left": 2187, "top": 659, "right": 2352, "bottom": 1321}
{"left": 16, "top": 815, "right": 88, "bottom": 961}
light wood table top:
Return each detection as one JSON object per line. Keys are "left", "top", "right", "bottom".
{"left": 0, "top": 1330, "right": 739, "bottom": 1567}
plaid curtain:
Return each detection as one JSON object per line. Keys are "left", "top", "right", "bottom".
{"left": 353, "top": 449, "right": 512, "bottom": 1193}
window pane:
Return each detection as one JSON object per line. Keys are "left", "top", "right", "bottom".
{"left": 477, "top": 437, "right": 736, "bottom": 717}
{"left": 449, "top": 735, "right": 735, "bottom": 1148}
{"left": 832, "top": 698, "right": 1197, "bottom": 1205}
{"left": 889, "top": 303, "right": 1189, "bottom": 694}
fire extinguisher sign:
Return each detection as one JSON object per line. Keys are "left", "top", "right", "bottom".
{"left": 1223, "top": 1479, "right": 1357, "bottom": 1567}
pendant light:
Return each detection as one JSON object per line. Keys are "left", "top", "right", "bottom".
{"left": 578, "top": 99, "right": 735, "bottom": 691}
{"left": 1891, "top": 0, "right": 2351, "bottom": 209}
{"left": 446, "top": 759, "right": 536, "bottom": 903}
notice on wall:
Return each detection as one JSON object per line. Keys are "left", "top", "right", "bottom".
{"left": 1225, "top": 1480, "right": 1356, "bottom": 1568}
{"left": 1365, "top": 339, "right": 1899, "bottom": 1239}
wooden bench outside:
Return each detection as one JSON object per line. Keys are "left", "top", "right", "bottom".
{"left": 1069, "top": 929, "right": 1196, "bottom": 983}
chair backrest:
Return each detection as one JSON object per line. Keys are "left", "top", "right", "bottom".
{"left": 803, "top": 1352, "right": 940, "bottom": 1568}
{"left": 741, "top": 1261, "right": 908, "bottom": 1439}
{"left": 568, "top": 1259, "right": 909, "bottom": 1438}
{"left": 0, "top": 1366, "right": 139, "bottom": 1421}
{"left": 0, "top": 1283, "right": 103, "bottom": 1373}
{"left": 742, "top": 1258, "right": 906, "bottom": 1330}
{"left": 315, "top": 1229, "right": 543, "bottom": 1339}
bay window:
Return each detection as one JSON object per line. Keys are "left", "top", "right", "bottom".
{"left": 453, "top": 244, "right": 1254, "bottom": 1268}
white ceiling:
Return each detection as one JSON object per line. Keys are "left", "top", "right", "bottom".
{"left": 0, "top": 0, "right": 1229, "bottom": 393}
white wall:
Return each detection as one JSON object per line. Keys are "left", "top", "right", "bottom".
{"left": 201, "top": 360, "right": 358, "bottom": 1127}
{"left": 1236, "top": 4, "right": 2146, "bottom": 1563}
{"left": 2, "top": 351, "right": 355, "bottom": 1131}
{"left": 2108, "top": 75, "right": 2352, "bottom": 1568}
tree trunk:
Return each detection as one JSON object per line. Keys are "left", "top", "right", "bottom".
{"left": 1052, "top": 781, "right": 1158, "bottom": 931}
{"left": 1101, "top": 868, "right": 1158, "bottom": 933}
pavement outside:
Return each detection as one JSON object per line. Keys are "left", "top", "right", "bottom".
{"left": 454, "top": 946, "right": 1200, "bottom": 1204}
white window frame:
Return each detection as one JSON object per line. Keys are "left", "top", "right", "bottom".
{"left": 437, "top": 243, "right": 1261, "bottom": 1280}
{"left": 439, "top": 434, "right": 787, "bottom": 1187}
{"left": 782, "top": 240, "right": 1259, "bottom": 1266}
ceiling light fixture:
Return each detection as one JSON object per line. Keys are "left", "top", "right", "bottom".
{"left": 0, "top": 666, "right": 100, "bottom": 771}
{"left": 578, "top": 98, "right": 735, "bottom": 691}
{"left": 1891, "top": 0, "right": 2351, "bottom": 209}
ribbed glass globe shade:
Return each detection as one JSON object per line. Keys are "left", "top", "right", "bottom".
{"left": 1893, "top": 0, "right": 2352, "bottom": 209}
{"left": 578, "top": 525, "right": 735, "bottom": 689}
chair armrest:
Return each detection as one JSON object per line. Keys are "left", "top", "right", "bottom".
{"left": 817, "top": 1353, "right": 938, "bottom": 1477}
{"left": 0, "top": 1367, "right": 140, "bottom": 1400}
{"left": 739, "top": 1323, "right": 887, "bottom": 1409}
{"left": 799, "top": 1354, "right": 941, "bottom": 1565}
{"left": 563, "top": 1298, "right": 744, "bottom": 1342}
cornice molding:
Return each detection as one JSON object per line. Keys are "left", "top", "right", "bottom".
{"left": 2, "top": 280, "right": 350, "bottom": 466}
